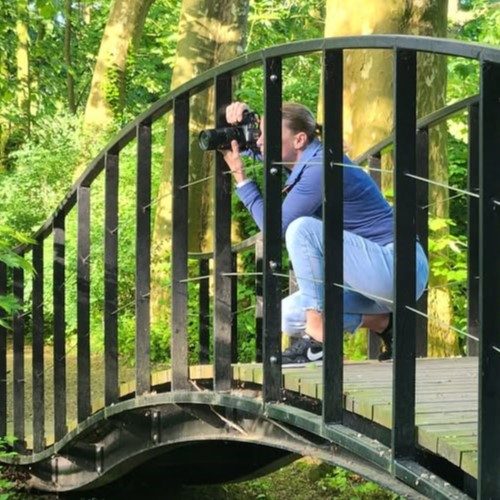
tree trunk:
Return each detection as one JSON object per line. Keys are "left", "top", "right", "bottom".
{"left": 82, "top": 0, "right": 154, "bottom": 136}
{"left": 324, "top": 0, "right": 456, "bottom": 355}
{"left": 0, "top": 53, "right": 11, "bottom": 172}
{"left": 151, "top": 0, "right": 249, "bottom": 326}
{"left": 64, "top": 0, "right": 76, "bottom": 114}
{"left": 16, "top": 0, "right": 30, "bottom": 137}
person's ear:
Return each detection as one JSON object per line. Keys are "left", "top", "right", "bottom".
{"left": 294, "top": 131, "right": 308, "bottom": 149}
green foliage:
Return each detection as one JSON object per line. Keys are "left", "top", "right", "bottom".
{"left": 174, "top": 459, "right": 396, "bottom": 499}
{"left": 0, "top": 435, "right": 17, "bottom": 497}
{"left": 0, "top": 112, "right": 84, "bottom": 233}
{"left": 0, "top": 226, "right": 32, "bottom": 329}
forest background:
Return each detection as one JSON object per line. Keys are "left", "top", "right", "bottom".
{"left": 0, "top": 0, "right": 499, "bottom": 369}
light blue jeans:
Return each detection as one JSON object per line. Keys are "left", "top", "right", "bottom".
{"left": 281, "top": 216, "right": 429, "bottom": 336}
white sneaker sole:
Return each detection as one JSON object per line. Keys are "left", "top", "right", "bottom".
{"left": 281, "top": 360, "right": 323, "bottom": 369}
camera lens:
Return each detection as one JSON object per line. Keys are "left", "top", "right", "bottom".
{"left": 198, "top": 129, "right": 219, "bottom": 151}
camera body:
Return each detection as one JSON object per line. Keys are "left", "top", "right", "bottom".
{"left": 198, "top": 110, "right": 260, "bottom": 152}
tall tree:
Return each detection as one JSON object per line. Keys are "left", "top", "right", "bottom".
{"left": 16, "top": 0, "right": 30, "bottom": 137}
{"left": 0, "top": 53, "right": 11, "bottom": 172}
{"left": 64, "top": 0, "right": 76, "bottom": 114}
{"left": 151, "top": 0, "right": 249, "bottom": 325}
{"left": 323, "top": 0, "right": 455, "bottom": 355}
{"left": 82, "top": 0, "right": 155, "bottom": 137}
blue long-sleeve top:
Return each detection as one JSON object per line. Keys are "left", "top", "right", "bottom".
{"left": 235, "top": 139, "right": 394, "bottom": 246}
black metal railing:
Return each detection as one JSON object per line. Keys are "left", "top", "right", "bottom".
{"left": 0, "top": 36, "right": 498, "bottom": 498}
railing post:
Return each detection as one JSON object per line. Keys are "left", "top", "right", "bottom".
{"left": 136, "top": 121, "right": 152, "bottom": 395}
{"left": 322, "top": 48, "right": 344, "bottom": 424}
{"left": 77, "top": 186, "right": 91, "bottom": 422}
{"left": 392, "top": 48, "right": 417, "bottom": 462}
{"left": 12, "top": 263, "right": 25, "bottom": 448}
{"left": 213, "top": 73, "right": 233, "bottom": 391}
{"left": 32, "top": 239, "right": 45, "bottom": 452}
{"left": 53, "top": 214, "right": 67, "bottom": 440}
{"left": 255, "top": 236, "right": 263, "bottom": 362}
{"left": 262, "top": 57, "right": 282, "bottom": 402}
{"left": 171, "top": 97, "right": 189, "bottom": 390}
{"left": 198, "top": 258, "right": 210, "bottom": 364}
{"left": 104, "top": 151, "right": 119, "bottom": 405}
{"left": 415, "top": 127, "right": 429, "bottom": 357}
{"left": 368, "top": 153, "right": 382, "bottom": 360}
{"left": 231, "top": 252, "right": 238, "bottom": 363}
{"left": 477, "top": 58, "right": 500, "bottom": 499}
{"left": 0, "top": 262, "right": 7, "bottom": 437}
{"left": 467, "top": 103, "right": 479, "bottom": 357}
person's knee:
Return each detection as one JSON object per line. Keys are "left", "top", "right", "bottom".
{"left": 285, "top": 216, "right": 314, "bottom": 249}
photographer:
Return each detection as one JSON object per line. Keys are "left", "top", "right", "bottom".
{"left": 218, "top": 101, "right": 429, "bottom": 366}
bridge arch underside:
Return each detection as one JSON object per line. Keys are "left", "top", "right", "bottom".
{"left": 13, "top": 392, "right": 457, "bottom": 498}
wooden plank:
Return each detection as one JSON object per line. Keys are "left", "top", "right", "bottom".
{"left": 461, "top": 451, "right": 477, "bottom": 478}
{"left": 417, "top": 423, "right": 477, "bottom": 454}
{"left": 189, "top": 364, "right": 213, "bottom": 379}
{"left": 346, "top": 388, "right": 476, "bottom": 403}
{"left": 372, "top": 403, "right": 478, "bottom": 428}
{"left": 437, "top": 435, "right": 477, "bottom": 471}
{"left": 301, "top": 380, "right": 321, "bottom": 399}
{"left": 151, "top": 370, "right": 171, "bottom": 387}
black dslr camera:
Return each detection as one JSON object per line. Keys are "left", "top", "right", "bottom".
{"left": 198, "top": 110, "right": 260, "bottom": 153}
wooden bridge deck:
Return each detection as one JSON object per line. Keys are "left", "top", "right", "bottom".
{"left": 8, "top": 357, "right": 478, "bottom": 479}
{"left": 139, "top": 357, "right": 479, "bottom": 479}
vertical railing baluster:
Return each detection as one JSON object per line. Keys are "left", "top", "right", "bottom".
{"left": 198, "top": 259, "right": 210, "bottom": 364}
{"left": 104, "top": 151, "right": 119, "bottom": 405}
{"left": 392, "top": 48, "right": 417, "bottom": 461}
{"left": 213, "top": 73, "right": 233, "bottom": 392}
{"left": 368, "top": 153, "right": 382, "bottom": 360}
{"left": 467, "top": 103, "right": 479, "bottom": 357}
{"left": 77, "top": 186, "right": 91, "bottom": 422}
{"left": 0, "top": 262, "right": 7, "bottom": 437}
{"left": 32, "top": 239, "right": 45, "bottom": 452}
{"left": 415, "top": 127, "right": 429, "bottom": 358}
{"left": 53, "top": 214, "right": 67, "bottom": 440}
{"left": 477, "top": 59, "right": 500, "bottom": 499}
{"left": 231, "top": 253, "right": 238, "bottom": 363}
{"left": 322, "top": 48, "right": 344, "bottom": 424}
{"left": 136, "top": 122, "right": 152, "bottom": 395}
{"left": 214, "top": 74, "right": 232, "bottom": 391}
{"left": 263, "top": 57, "right": 282, "bottom": 402}
{"left": 12, "top": 263, "right": 25, "bottom": 447}
{"left": 171, "top": 98, "right": 189, "bottom": 390}
{"left": 255, "top": 237, "right": 263, "bottom": 362}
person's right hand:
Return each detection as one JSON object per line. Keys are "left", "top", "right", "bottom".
{"left": 225, "top": 101, "right": 249, "bottom": 125}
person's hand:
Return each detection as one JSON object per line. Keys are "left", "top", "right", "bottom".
{"left": 225, "top": 101, "right": 249, "bottom": 125}
{"left": 221, "top": 140, "right": 247, "bottom": 184}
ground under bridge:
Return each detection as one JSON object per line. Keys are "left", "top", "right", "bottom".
{"left": 0, "top": 36, "right": 499, "bottom": 499}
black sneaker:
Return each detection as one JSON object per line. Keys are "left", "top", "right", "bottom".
{"left": 377, "top": 314, "right": 393, "bottom": 362}
{"left": 282, "top": 335, "right": 323, "bottom": 367}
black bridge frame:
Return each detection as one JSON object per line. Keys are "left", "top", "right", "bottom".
{"left": 0, "top": 36, "right": 499, "bottom": 498}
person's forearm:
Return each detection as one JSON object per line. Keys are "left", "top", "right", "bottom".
{"left": 229, "top": 158, "right": 247, "bottom": 184}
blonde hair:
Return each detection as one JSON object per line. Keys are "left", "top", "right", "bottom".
{"left": 282, "top": 102, "right": 322, "bottom": 143}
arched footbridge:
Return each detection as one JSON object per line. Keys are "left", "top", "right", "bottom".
{"left": 0, "top": 36, "right": 498, "bottom": 499}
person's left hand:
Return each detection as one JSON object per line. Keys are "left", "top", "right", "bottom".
{"left": 221, "top": 140, "right": 246, "bottom": 184}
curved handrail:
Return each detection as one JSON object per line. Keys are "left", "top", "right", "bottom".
{"left": 22, "top": 35, "right": 498, "bottom": 251}
{"left": 354, "top": 94, "right": 479, "bottom": 164}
